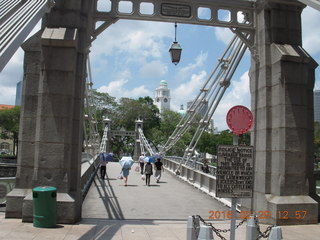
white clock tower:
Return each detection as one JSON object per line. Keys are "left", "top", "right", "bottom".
{"left": 155, "top": 80, "right": 170, "bottom": 114}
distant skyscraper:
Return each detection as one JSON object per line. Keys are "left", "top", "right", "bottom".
{"left": 15, "top": 80, "right": 22, "bottom": 106}
{"left": 187, "top": 99, "right": 214, "bottom": 132}
{"left": 155, "top": 80, "right": 170, "bottom": 114}
{"left": 187, "top": 99, "right": 208, "bottom": 117}
{"left": 314, "top": 90, "right": 320, "bottom": 122}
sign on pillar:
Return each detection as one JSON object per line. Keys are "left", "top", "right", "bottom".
{"left": 215, "top": 105, "right": 254, "bottom": 240}
{"left": 216, "top": 145, "right": 254, "bottom": 198}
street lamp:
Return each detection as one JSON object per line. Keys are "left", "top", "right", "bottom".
{"left": 169, "top": 22, "right": 182, "bottom": 65}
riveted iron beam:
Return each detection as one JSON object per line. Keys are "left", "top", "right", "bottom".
{"left": 93, "top": 0, "right": 255, "bottom": 39}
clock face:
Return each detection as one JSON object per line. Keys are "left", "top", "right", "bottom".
{"left": 164, "top": 98, "right": 168, "bottom": 103}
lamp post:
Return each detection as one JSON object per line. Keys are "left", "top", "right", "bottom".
{"left": 169, "top": 22, "right": 182, "bottom": 65}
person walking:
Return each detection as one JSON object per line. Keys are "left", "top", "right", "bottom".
{"left": 144, "top": 162, "right": 153, "bottom": 186}
{"left": 139, "top": 154, "right": 145, "bottom": 174}
{"left": 99, "top": 152, "right": 108, "bottom": 179}
{"left": 122, "top": 167, "right": 130, "bottom": 186}
{"left": 154, "top": 158, "right": 163, "bottom": 183}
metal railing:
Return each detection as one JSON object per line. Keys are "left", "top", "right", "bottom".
{"left": 0, "top": 153, "right": 100, "bottom": 205}
{"left": 165, "top": 156, "right": 217, "bottom": 176}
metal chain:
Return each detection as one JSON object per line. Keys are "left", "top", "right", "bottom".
{"left": 254, "top": 215, "right": 273, "bottom": 239}
{"left": 195, "top": 214, "right": 274, "bottom": 240}
{"left": 196, "top": 215, "right": 248, "bottom": 240}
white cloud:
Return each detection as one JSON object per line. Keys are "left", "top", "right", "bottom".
{"left": 0, "top": 48, "right": 24, "bottom": 104}
{"left": 0, "top": 48, "right": 24, "bottom": 87}
{"left": 302, "top": 7, "right": 320, "bottom": 55}
{"left": 178, "top": 51, "right": 208, "bottom": 80}
{"left": 0, "top": 86, "right": 16, "bottom": 105}
{"left": 214, "top": 27, "right": 234, "bottom": 45}
{"left": 139, "top": 60, "right": 168, "bottom": 78}
{"left": 214, "top": 27, "right": 233, "bottom": 45}
{"left": 91, "top": 20, "right": 171, "bottom": 64}
{"left": 171, "top": 71, "right": 207, "bottom": 111}
{"left": 0, "top": 21, "right": 41, "bottom": 104}
{"left": 214, "top": 71, "right": 250, "bottom": 130}
{"left": 97, "top": 70, "right": 152, "bottom": 99}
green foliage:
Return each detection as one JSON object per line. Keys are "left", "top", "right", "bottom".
{"left": 0, "top": 106, "right": 20, "bottom": 156}
{"left": 117, "top": 97, "right": 160, "bottom": 134}
{"left": 84, "top": 90, "right": 118, "bottom": 137}
{"left": 147, "top": 110, "right": 201, "bottom": 155}
{"left": 197, "top": 130, "right": 251, "bottom": 155}
{"left": 90, "top": 94, "right": 160, "bottom": 156}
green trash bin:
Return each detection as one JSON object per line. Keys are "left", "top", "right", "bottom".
{"left": 32, "top": 186, "right": 57, "bottom": 228}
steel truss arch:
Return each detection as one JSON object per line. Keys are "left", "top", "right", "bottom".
{"left": 92, "top": 0, "right": 255, "bottom": 48}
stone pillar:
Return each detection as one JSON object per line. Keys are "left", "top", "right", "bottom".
{"left": 5, "top": 31, "right": 42, "bottom": 219}
{"left": 6, "top": 0, "right": 94, "bottom": 224}
{"left": 249, "top": 0, "right": 319, "bottom": 225}
{"left": 134, "top": 119, "right": 143, "bottom": 161}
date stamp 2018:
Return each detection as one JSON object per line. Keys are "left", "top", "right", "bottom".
{"left": 209, "top": 210, "right": 270, "bottom": 220}
{"left": 208, "top": 210, "right": 308, "bottom": 220}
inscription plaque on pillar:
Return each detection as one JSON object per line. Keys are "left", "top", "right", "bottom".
{"left": 216, "top": 145, "right": 254, "bottom": 198}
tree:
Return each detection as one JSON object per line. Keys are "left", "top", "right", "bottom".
{"left": 0, "top": 106, "right": 20, "bottom": 156}
{"left": 148, "top": 110, "right": 182, "bottom": 151}
{"left": 117, "top": 97, "right": 160, "bottom": 134}
{"left": 197, "top": 130, "right": 251, "bottom": 155}
{"left": 148, "top": 110, "right": 199, "bottom": 155}
{"left": 92, "top": 96, "right": 160, "bottom": 156}
{"left": 84, "top": 90, "right": 118, "bottom": 137}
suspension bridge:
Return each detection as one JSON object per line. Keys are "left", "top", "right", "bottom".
{"left": 1, "top": 0, "right": 320, "bottom": 239}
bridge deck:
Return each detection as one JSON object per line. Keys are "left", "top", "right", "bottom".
{"left": 1, "top": 162, "right": 320, "bottom": 239}
{"left": 82, "top": 162, "right": 229, "bottom": 220}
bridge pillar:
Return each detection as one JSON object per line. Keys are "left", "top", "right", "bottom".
{"left": 5, "top": 31, "right": 42, "bottom": 220}
{"left": 5, "top": 0, "right": 94, "bottom": 224}
{"left": 247, "top": 0, "right": 319, "bottom": 224}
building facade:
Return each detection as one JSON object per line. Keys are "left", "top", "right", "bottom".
{"left": 314, "top": 90, "right": 320, "bottom": 122}
{"left": 154, "top": 80, "right": 170, "bottom": 114}
{"left": 15, "top": 81, "right": 22, "bottom": 106}
{"left": 187, "top": 99, "right": 208, "bottom": 117}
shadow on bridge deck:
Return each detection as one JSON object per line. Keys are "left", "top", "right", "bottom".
{"left": 1, "top": 162, "right": 320, "bottom": 239}
{"left": 82, "top": 162, "right": 229, "bottom": 220}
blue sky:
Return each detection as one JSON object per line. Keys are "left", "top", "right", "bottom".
{"left": 0, "top": 6, "right": 320, "bottom": 131}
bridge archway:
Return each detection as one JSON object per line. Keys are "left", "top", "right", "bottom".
{"left": 5, "top": 0, "right": 319, "bottom": 225}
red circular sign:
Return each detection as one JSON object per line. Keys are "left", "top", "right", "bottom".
{"left": 226, "top": 105, "right": 254, "bottom": 135}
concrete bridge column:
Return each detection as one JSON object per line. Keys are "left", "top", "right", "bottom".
{"left": 248, "top": 0, "right": 319, "bottom": 224}
{"left": 5, "top": 31, "right": 42, "bottom": 219}
{"left": 5, "top": 0, "right": 94, "bottom": 224}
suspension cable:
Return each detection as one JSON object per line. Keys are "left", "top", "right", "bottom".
{"left": 83, "top": 54, "right": 101, "bottom": 155}
{"left": 138, "top": 127, "right": 154, "bottom": 156}
{"left": 161, "top": 34, "right": 248, "bottom": 172}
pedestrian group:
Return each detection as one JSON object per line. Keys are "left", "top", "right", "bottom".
{"left": 99, "top": 152, "right": 164, "bottom": 187}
